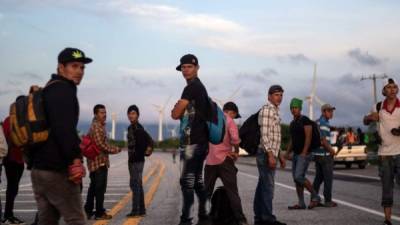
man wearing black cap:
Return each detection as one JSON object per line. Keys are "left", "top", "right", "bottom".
{"left": 254, "top": 85, "right": 286, "bottom": 225}
{"left": 204, "top": 102, "right": 248, "bottom": 225}
{"left": 364, "top": 78, "right": 400, "bottom": 225}
{"left": 171, "top": 54, "right": 210, "bottom": 225}
{"left": 30, "top": 48, "right": 92, "bottom": 225}
{"left": 126, "top": 105, "right": 154, "bottom": 218}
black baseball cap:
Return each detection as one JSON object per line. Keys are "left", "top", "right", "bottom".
{"left": 268, "top": 85, "right": 284, "bottom": 95}
{"left": 58, "top": 47, "right": 92, "bottom": 64}
{"left": 176, "top": 54, "right": 198, "bottom": 71}
{"left": 223, "top": 101, "right": 241, "bottom": 119}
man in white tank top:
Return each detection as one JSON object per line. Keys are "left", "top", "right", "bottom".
{"left": 364, "top": 78, "right": 400, "bottom": 225}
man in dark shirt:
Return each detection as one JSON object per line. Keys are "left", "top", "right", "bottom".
{"left": 284, "top": 98, "right": 321, "bottom": 210}
{"left": 31, "top": 48, "right": 91, "bottom": 225}
{"left": 171, "top": 54, "right": 210, "bottom": 225}
{"left": 126, "top": 105, "right": 153, "bottom": 218}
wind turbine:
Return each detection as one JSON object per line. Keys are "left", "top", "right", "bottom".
{"left": 213, "top": 86, "right": 243, "bottom": 107}
{"left": 305, "top": 64, "right": 325, "bottom": 120}
{"left": 111, "top": 112, "right": 117, "bottom": 140}
{"left": 153, "top": 96, "right": 171, "bottom": 142}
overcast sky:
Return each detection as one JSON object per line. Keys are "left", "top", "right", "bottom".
{"left": 0, "top": 0, "right": 399, "bottom": 127}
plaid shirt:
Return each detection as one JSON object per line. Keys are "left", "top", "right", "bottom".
{"left": 258, "top": 102, "right": 281, "bottom": 157}
{"left": 86, "top": 118, "right": 120, "bottom": 172}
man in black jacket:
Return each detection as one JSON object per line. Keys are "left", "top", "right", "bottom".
{"left": 31, "top": 47, "right": 92, "bottom": 225}
{"left": 126, "top": 105, "right": 153, "bottom": 218}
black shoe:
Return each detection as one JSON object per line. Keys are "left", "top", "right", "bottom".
{"left": 85, "top": 211, "right": 94, "bottom": 219}
{"left": 272, "top": 221, "right": 287, "bottom": 225}
{"left": 94, "top": 212, "right": 112, "bottom": 220}
{"left": 383, "top": 220, "right": 392, "bottom": 225}
{"left": 126, "top": 211, "right": 144, "bottom": 218}
{"left": 178, "top": 221, "right": 192, "bottom": 225}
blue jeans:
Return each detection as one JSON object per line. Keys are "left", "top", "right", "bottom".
{"left": 379, "top": 155, "right": 400, "bottom": 207}
{"left": 253, "top": 149, "right": 276, "bottom": 223}
{"left": 128, "top": 162, "right": 145, "bottom": 213}
{"left": 313, "top": 155, "right": 334, "bottom": 202}
{"left": 180, "top": 144, "right": 208, "bottom": 223}
{"left": 292, "top": 154, "right": 312, "bottom": 185}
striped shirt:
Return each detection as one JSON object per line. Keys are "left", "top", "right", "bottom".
{"left": 313, "top": 116, "right": 331, "bottom": 156}
{"left": 86, "top": 118, "right": 121, "bottom": 172}
{"left": 258, "top": 103, "right": 281, "bottom": 157}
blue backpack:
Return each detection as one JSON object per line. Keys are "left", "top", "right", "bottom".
{"left": 179, "top": 98, "right": 225, "bottom": 145}
{"left": 207, "top": 100, "right": 226, "bottom": 145}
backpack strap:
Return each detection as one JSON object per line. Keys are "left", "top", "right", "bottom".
{"left": 376, "top": 101, "right": 382, "bottom": 113}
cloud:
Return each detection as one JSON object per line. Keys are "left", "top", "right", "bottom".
{"left": 117, "top": 67, "right": 173, "bottom": 77}
{"left": 278, "top": 53, "right": 314, "bottom": 64}
{"left": 242, "top": 88, "right": 262, "bottom": 98}
{"left": 0, "top": 12, "right": 4, "bottom": 20}
{"left": 0, "top": 90, "right": 12, "bottom": 96}
{"left": 348, "top": 48, "right": 384, "bottom": 66}
{"left": 236, "top": 68, "right": 278, "bottom": 83}
{"left": 122, "top": 76, "right": 165, "bottom": 88}
{"left": 17, "top": 72, "right": 44, "bottom": 81}
{"left": 101, "top": 1, "right": 245, "bottom": 34}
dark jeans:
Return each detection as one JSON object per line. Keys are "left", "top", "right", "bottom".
{"left": 313, "top": 155, "right": 334, "bottom": 202}
{"left": 4, "top": 161, "right": 24, "bottom": 218}
{"left": 204, "top": 157, "right": 246, "bottom": 222}
{"left": 180, "top": 144, "right": 208, "bottom": 223}
{"left": 84, "top": 166, "right": 108, "bottom": 216}
{"left": 254, "top": 149, "right": 276, "bottom": 223}
{"left": 128, "top": 161, "right": 145, "bottom": 213}
{"left": 379, "top": 155, "right": 400, "bottom": 207}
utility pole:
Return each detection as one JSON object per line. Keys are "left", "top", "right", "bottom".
{"left": 360, "top": 74, "right": 388, "bottom": 104}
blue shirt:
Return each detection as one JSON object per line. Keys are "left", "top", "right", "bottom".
{"left": 313, "top": 116, "right": 331, "bottom": 155}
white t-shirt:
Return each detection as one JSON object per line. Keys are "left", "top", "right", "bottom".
{"left": 372, "top": 100, "right": 400, "bottom": 156}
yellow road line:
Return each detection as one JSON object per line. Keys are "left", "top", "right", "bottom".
{"left": 122, "top": 163, "right": 166, "bottom": 225}
{"left": 92, "top": 160, "right": 160, "bottom": 225}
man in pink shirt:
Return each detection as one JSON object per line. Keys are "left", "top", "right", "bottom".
{"left": 204, "top": 102, "right": 248, "bottom": 225}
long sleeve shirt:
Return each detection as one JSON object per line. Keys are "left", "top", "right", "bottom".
{"left": 87, "top": 118, "right": 120, "bottom": 172}
{"left": 258, "top": 103, "right": 281, "bottom": 157}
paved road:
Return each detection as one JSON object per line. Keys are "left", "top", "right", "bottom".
{"left": 1, "top": 152, "right": 399, "bottom": 225}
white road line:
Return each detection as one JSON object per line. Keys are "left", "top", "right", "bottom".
{"left": 240, "top": 162, "right": 380, "bottom": 181}
{"left": 0, "top": 183, "right": 32, "bottom": 192}
{"left": 0, "top": 193, "right": 127, "bottom": 197}
{"left": 239, "top": 172, "right": 400, "bottom": 222}
{"left": 13, "top": 209, "right": 37, "bottom": 213}
{"left": 13, "top": 200, "right": 118, "bottom": 204}
{"left": 13, "top": 187, "right": 130, "bottom": 192}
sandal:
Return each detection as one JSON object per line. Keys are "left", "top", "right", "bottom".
{"left": 308, "top": 201, "right": 324, "bottom": 209}
{"left": 288, "top": 204, "right": 306, "bottom": 210}
{"left": 324, "top": 201, "right": 338, "bottom": 207}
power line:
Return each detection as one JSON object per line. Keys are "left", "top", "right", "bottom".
{"left": 360, "top": 74, "right": 388, "bottom": 104}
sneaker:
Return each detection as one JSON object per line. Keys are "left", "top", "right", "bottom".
{"left": 126, "top": 211, "right": 146, "bottom": 218}
{"left": 178, "top": 219, "right": 193, "bottom": 225}
{"left": 383, "top": 220, "right": 392, "bottom": 225}
{"left": 95, "top": 212, "right": 112, "bottom": 220}
{"left": 2, "top": 216, "right": 26, "bottom": 225}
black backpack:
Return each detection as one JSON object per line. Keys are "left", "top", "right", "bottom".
{"left": 209, "top": 186, "right": 238, "bottom": 225}
{"left": 310, "top": 120, "right": 321, "bottom": 150}
{"left": 239, "top": 111, "right": 260, "bottom": 155}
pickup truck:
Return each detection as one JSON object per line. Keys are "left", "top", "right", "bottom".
{"left": 333, "top": 145, "right": 368, "bottom": 169}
